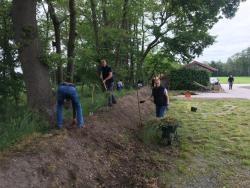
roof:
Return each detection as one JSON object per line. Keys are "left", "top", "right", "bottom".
{"left": 185, "top": 61, "right": 218, "bottom": 72}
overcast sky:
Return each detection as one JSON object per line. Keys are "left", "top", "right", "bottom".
{"left": 196, "top": 1, "right": 250, "bottom": 63}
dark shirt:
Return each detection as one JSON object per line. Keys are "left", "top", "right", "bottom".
{"left": 100, "top": 66, "right": 114, "bottom": 84}
{"left": 152, "top": 86, "right": 168, "bottom": 106}
{"left": 228, "top": 77, "right": 234, "bottom": 83}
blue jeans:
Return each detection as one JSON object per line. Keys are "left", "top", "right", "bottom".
{"left": 156, "top": 105, "right": 167, "bottom": 118}
{"left": 57, "top": 84, "right": 84, "bottom": 128}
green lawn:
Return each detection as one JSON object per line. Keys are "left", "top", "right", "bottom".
{"left": 217, "top": 76, "right": 250, "bottom": 84}
{"left": 143, "top": 98, "right": 250, "bottom": 187}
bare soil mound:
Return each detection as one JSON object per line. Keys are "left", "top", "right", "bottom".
{"left": 0, "top": 87, "right": 169, "bottom": 188}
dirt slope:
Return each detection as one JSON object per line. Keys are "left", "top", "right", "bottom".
{"left": 0, "top": 87, "right": 163, "bottom": 188}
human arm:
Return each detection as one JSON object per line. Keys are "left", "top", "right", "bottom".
{"left": 103, "top": 71, "right": 113, "bottom": 83}
{"left": 164, "top": 88, "right": 169, "bottom": 105}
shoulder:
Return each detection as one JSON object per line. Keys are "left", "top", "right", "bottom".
{"left": 107, "top": 66, "right": 112, "bottom": 71}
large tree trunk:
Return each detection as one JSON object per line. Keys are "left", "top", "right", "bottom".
{"left": 67, "top": 0, "right": 76, "bottom": 82}
{"left": 90, "top": 0, "right": 100, "bottom": 59}
{"left": 12, "top": 0, "right": 54, "bottom": 118}
{"left": 47, "top": 0, "right": 63, "bottom": 83}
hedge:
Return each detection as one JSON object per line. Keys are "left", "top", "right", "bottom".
{"left": 169, "top": 68, "right": 210, "bottom": 90}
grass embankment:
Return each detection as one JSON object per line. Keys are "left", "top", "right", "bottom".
{"left": 143, "top": 98, "right": 250, "bottom": 186}
{"left": 0, "top": 86, "right": 132, "bottom": 151}
{"left": 217, "top": 76, "right": 250, "bottom": 84}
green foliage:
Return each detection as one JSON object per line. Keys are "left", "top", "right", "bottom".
{"left": 0, "top": 0, "right": 24, "bottom": 105}
{"left": 144, "top": 53, "right": 181, "bottom": 80}
{"left": 208, "top": 47, "right": 250, "bottom": 77}
{"left": 169, "top": 68, "right": 210, "bottom": 90}
{"left": 0, "top": 106, "right": 50, "bottom": 151}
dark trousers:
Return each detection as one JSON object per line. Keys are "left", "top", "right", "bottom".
{"left": 106, "top": 82, "right": 116, "bottom": 105}
{"left": 229, "top": 82, "right": 233, "bottom": 90}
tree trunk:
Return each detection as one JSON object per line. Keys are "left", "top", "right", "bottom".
{"left": 115, "top": 0, "right": 129, "bottom": 66}
{"left": 101, "top": 0, "right": 108, "bottom": 26}
{"left": 67, "top": 0, "right": 76, "bottom": 82}
{"left": 12, "top": 0, "right": 54, "bottom": 118}
{"left": 90, "top": 0, "right": 100, "bottom": 59}
{"left": 47, "top": 0, "right": 63, "bottom": 83}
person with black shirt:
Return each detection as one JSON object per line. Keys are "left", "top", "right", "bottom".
{"left": 56, "top": 82, "right": 84, "bottom": 129}
{"left": 228, "top": 75, "right": 234, "bottom": 90}
{"left": 100, "top": 59, "right": 116, "bottom": 106}
{"left": 152, "top": 77, "right": 169, "bottom": 118}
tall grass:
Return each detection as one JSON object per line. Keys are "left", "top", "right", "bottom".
{"left": 0, "top": 106, "right": 50, "bottom": 151}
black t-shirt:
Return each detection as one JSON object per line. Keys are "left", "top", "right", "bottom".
{"left": 228, "top": 77, "right": 234, "bottom": 82}
{"left": 100, "top": 66, "right": 114, "bottom": 84}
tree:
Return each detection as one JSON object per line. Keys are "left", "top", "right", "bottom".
{"left": 0, "top": 0, "right": 23, "bottom": 106}
{"left": 66, "top": 0, "right": 77, "bottom": 82}
{"left": 46, "top": 0, "right": 63, "bottom": 83}
{"left": 12, "top": 0, "right": 54, "bottom": 117}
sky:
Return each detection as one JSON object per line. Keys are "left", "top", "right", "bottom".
{"left": 196, "top": 1, "right": 250, "bottom": 63}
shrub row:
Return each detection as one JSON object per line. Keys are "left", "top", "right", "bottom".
{"left": 169, "top": 68, "right": 210, "bottom": 90}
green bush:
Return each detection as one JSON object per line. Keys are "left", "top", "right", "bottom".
{"left": 169, "top": 68, "right": 210, "bottom": 90}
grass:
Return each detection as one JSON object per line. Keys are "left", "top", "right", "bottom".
{"left": 77, "top": 85, "right": 133, "bottom": 116}
{"left": 217, "top": 76, "right": 250, "bottom": 84}
{"left": 142, "top": 98, "right": 250, "bottom": 186}
{"left": 0, "top": 106, "right": 51, "bottom": 151}
{"left": 0, "top": 86, "right": 133, "bottom": 152}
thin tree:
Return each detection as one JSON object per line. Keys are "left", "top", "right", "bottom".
{"left": 67, "top": 0, "right": 76, "bottom": 82}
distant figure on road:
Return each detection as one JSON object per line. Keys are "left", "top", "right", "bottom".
{"left": 228, "top": 75, "right": 234, "bottom": 90}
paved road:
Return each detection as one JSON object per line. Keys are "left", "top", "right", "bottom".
{"left": 190, "top": 84, "right": 250, "bottom": 100}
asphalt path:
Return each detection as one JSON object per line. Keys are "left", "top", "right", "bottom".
{"left": 190, "top": 84, "right": 250, "bottom": 100}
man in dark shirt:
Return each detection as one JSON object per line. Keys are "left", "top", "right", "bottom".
{"left": 100, "top": 59, "right": 116, "bottom": 106}
{"left": 228, "top": 75, "right": 234, "bottom": 90}
{"left": 56, "top": 81, "right": 84, "bottom": 129}
{"left": 151, "top": 77, "right": 169, "bottom": 118}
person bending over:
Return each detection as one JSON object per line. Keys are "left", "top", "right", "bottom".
{"left": 56, "top": 81, "right": 84, "bottom": 129}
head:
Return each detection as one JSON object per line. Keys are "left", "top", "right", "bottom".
{"left": 101, "top": 59, "right": 107, "bottom": 67}
{"left": 230, "top": 75, "right": 233, "bottom": 77}
{"left": 154, "top": 77, "right": 161, "bottom": 87}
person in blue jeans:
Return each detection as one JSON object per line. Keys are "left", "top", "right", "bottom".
{"left": 56, "top": 82, "right": 84, "bottom": 129}
{"left": 152, "top": 77, "right": 169, "bottom": 118}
